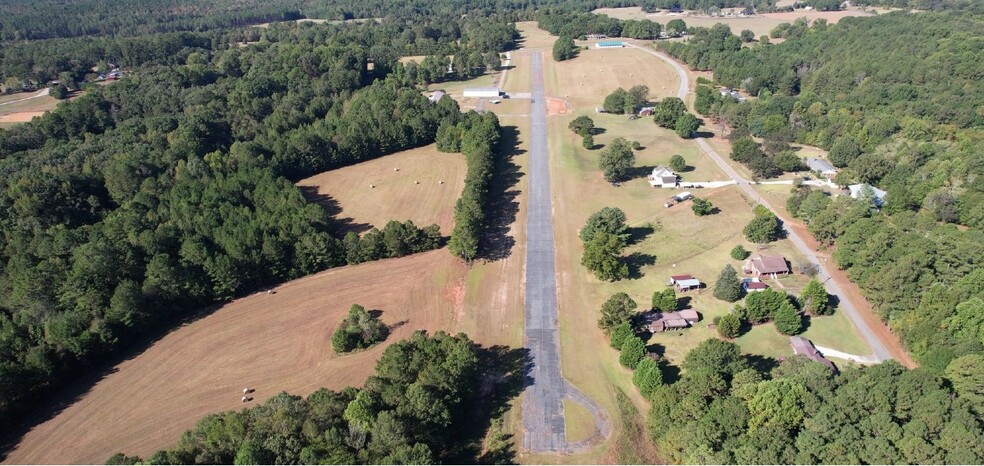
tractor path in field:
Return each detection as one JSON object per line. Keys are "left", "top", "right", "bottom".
{"left": 521, "top": 50, "right": 611, "bottom": 453}
{"left": 627, "top": 41, "right": 913, "bottom": 366}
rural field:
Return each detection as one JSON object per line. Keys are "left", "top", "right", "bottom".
{"left": 531, "top": 30, "right": 873, "bottom": 461}
{"left": 547, "top": 46, "right": 680, "bottom": 110}
{"left": 592, "top": 6, "right": 893, "bottom": 38}
{"left": 3, "top": 250, "right": 467, "bottom": 464}
{"left": 297, "top": 144, "right": 466, "bottom": 234}
{"left": 0, "top": 90, "right": 63, "bottom": 128}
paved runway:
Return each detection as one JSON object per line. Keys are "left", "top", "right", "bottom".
{"left": 521, "top": 50, "right": 611, "bottom": 453}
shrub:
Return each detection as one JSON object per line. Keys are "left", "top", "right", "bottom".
{"left": 669, "top": 154, "right": 686, "bottom": 172}
{"left": 632, "top": 358, "right": 663, "bottom": 398}
{"left": 717, "top": 313, "right": 742, "bottom": 338}
{"left": 691, "top": 197, "right": 714, "bottom": 216}
{"left": 774, "top": 302, "right": 803, "bottom": 335}
{"left": 332, "top": 304, "right": 389, "bottom": 353}
{"left": 730, "top": 245, "right": 749, "bottom": 260}
{"left": 610, "top": 321, "right": 634, "bottom": 349}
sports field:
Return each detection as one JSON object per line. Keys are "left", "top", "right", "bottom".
{"left": 296, "top": 144, "right": 466, "bottom": 234}
{"left": 592, "top": 6, "right": 892, "bottom": 38}
{"left": 3, "top": 250, "right": 466, "bottom": 464}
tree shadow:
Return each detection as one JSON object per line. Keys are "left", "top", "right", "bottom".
{"left": 298, "top": 185, "right": 372, "bottom": 235}
{"left": 677, "top": 296, "right": 693, "bottom": 310}
{"left": 626, "top": 165, "right": 656, "bottom": 180}
{"left": 479, "top": 125, "right": 525, "bottom": 262}
{"left": 681, "top": 165, "right": 695, "bottom": 173}
{"left": 590, "top": 127, "right": 607, "bottom": 136}
{"left": 744, "top": 353, "right": 780, "bottom": 374}
{"left": 694, "top": 130, "right": 716, "bottom": 139}
{"left": 624, "top": 252, "right": 657, "bottom": 279}
{"left": 625, "top": 225, "right": 654, "bottom": 246}
{"left": 450, "top": 345, "right": 531, "bottom": 464}
{"left": 799, "top": 315, "right": 813, "bottom": 334}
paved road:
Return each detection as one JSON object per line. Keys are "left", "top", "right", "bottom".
{"left": 522, "top": 50, "right": 611, "bottom": 453}
{"left": 627, "top": 42, "right": 892, "bottom": 362}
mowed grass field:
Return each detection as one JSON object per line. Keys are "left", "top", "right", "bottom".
{"left": 592, "top": 6, "right": 891, "bottom": 38}
{"left": 0, "top": 92, "right": 63, "bottom": 128}
{"left": 296, "top": 144, "right": 466, "bottom": 234}
{"left": 4, "top": 250, "right": 467, "bottom": 464}
{"left": 547, "top": 46, "right": 681, "bottom": 110}
{"left": 537, "top": 37, "right": 870, "bottom": 461}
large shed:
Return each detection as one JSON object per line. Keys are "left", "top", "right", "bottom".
{"left": 463, "top": 87, "right": 501, "bottom": 98}
{"left": 595, "top": 40, "right": 625, "bottom": 48}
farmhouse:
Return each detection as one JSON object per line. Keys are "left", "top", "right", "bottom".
{"left": 463, "top": 87, "right": 501, "bottom": 98}
{"left": 667, "top": 274, "right": 701, "bottom": 292}
{"left": 595, "top": 40, "right": 625, "bottom": 48}
{"left": 648, "top": 166, "right": 678, "bottom": 188}
{"left": 742, "top": 277, "right": 768, "bottom": 292}
{"left": 744, "top": 254, "right": 789, "bottom": 278}
{"left": 643, "top": 308, "right": 700, "bottom": 333}
{"left": 428, "top": 90, "right": 446, "bottom": 103}
{"left": 806, "top": 158, "right": 838, "bottom": 179}
{"left": 790, "top": 336, "right": 838, "bottom": 373}
{"left": 848, "top": 183, "right": 888, "bottom": 207}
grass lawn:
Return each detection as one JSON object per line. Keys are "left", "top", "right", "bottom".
{"left": 515, "top": 21, "right": 558, "bottom": 49}
{"left": 563, "top": 400, "right": 596, "bottom": 444}
{"left": 500, "top": 52, "right": 531, "bottom": 95}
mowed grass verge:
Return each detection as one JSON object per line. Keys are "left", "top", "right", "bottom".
{"left": 4, "top": 250, "right": 467, "bottom": 464}
{"left": 296, "top": 144, "right": 466, "bottom": 235}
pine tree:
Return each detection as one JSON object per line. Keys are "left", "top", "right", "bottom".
{"left": 632, "top": 357, "right": 663, "bottom": 398}
{"left": 717, "top": 313, "right": 742, "bottom": 338}
{"left": 620, "top": 336, "right": 646, "bottom": 369}
{"left": 713, "top": 264, "right": 741, "bottom": 302}
{"left": 774, "top": 302, "right": 803, "bottom": 335}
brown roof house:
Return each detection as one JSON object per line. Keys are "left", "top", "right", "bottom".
{"left": 789, "top": 336, "right": 837, "bottom": 373}
{"left": 644, "top": 308, "right": 700, "bottom": 333}
{"left": 744, "top": 254, "right": 789, "bottom": 278}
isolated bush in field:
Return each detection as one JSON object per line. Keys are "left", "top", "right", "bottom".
{"left": 332, "top": 304, "right": 388, "bottom": 353}
{"left": 730, "top": 245, "right": 749, "bottom": 260}
{"left": 582, "top": 134, "right": 595, "bottom": 149}
{"left": 569, "top": 115, "right": 595, "bottom": 136}
{"left": 599, "top": 137, "right": 635, "bottom": 182}
{"left": 691, "top": 197, "right": 714, "bottom": 216}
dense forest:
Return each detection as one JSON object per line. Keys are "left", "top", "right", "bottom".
{"left": 0, "top": 15, "right": 517, "bottom": 427}
{"left": 107, "top": 331, "right": 519, "bottom": 464}
{"left": 657, "top": 12, "right": 984, "bottom": 370}
{"left": 647, "top": 340, "right": 984, "bottom": 464}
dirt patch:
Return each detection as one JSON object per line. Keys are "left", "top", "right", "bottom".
{"left": 546, "top": 97, "right": 571, "bottom": 116}
{"left": 0, "top": 111, "right": 45, "bottom": 123}
{"left": 3, "top": 250, "right": 464, "bottom": 464}
{"left": 296, "top": 145, "right": 466, "bottom": 235}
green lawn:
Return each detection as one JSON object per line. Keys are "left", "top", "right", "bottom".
{"left": 563, "top": 400, "right": 596, "bottom": 444}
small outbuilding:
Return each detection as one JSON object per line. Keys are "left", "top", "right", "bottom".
{"left": 744, "top": 254, "right": 790, "bottom": 278}
{"left": 667, "top": 274, "right": 701, "bottom": 292}
{"left": 595, "top": 40, "right": 625, "bottom": 48}
{"left": 790, "top": 336, "right": 837, "bottom": 373}
{"left": 644, "top": 309, "right": 701, "bottom": 333}
{"left": 428, "top": 90, "right": 446, "bottom": 103}
{"left": 638, "top": 106, "right": 655, "bottom": 116}
{"left": 463, "top": 87, "right": 501, "bottom": 98}
{"left": 742, "top": 278, "right": 768, "bottom": 292}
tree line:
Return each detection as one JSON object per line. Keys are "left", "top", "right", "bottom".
{"left": 0, "top": 17, "right": 507, "bottom": 428}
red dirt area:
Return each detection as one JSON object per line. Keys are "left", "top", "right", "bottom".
{"left": 547, "top": 97, "right": 571, "bottom": 116}
{"left": 784, "top": 219, "right": 917, "bottom": 368}
{"left": 0, "top": 111, "right": 45, "bottom": 123}
{"left": 3, "top": 250, "right": 466, "bottom": 464}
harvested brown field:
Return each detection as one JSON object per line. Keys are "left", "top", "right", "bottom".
{"left": 297, "top": 144, "right": 466, "bottom": 234}
{"left": 3, "top": 250, "right": 466, "bottom": 464}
